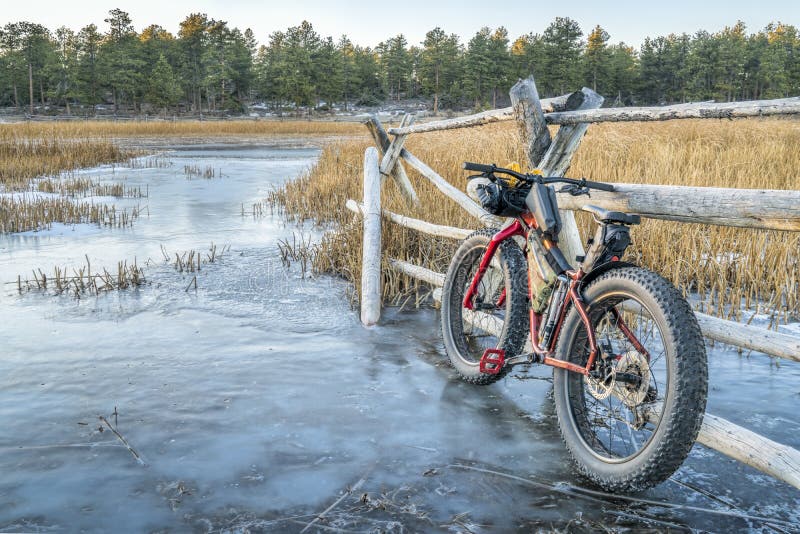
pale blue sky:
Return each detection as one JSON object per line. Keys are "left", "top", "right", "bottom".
{"left": 2, "top": 0, "right": 798, "bottom": 48}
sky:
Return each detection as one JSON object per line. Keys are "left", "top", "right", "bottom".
{"left": 1, "top": 0, "right": 798, "bottom": 49}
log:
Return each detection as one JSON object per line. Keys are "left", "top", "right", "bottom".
{"left": 380, "top": 114, "right": 413, "bottom": 176}
{"left": 401, "top": 150, "right": 504, "bottom": 227}
{"left": 545, "top": 96, "right": 800, "bottom": 125}
{"left": 691, "top": 312, "right": 800, "bottom": 363}
{"left": 538, "top": 88, "right": 604, "bottom": 176}
{"left": 395, "top": 260, "right": 800, "bottom": 490}
{"left": 360, "top": 147, "right": 382, "bottom": 326}
{"left": 346, "top": 199, "right": 472, "bottom": 240}
{"left": 386, "top": 92, "right": 574, "bottom": 136}
{"left": 539, "top": 87, "right": 605, "bottom": 267}
{"left": 388, "top": 258, "right": 444, "bottom": 286}
{"left": 364, "top": 116, "right": 419, "bottom": 206}
{"left": 695, "top": 412, "right": 800, "bottom": 490}
{"left": 618, "top": 301, "right": 800, "bottom": 363}
{"left": 510, "top": 77, "right": 551, "bottom": 167}
{"left": 557, "top": 183, "right": 800, "bottom": 232}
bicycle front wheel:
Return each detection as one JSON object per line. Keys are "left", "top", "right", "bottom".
{"left": 440, "top": 229, "right": 528, "bottom": 385}
{"left": 553, "top": 266, "right": 708, "bottom": 491}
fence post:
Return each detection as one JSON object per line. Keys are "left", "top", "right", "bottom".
{"left": 360, "top": 147, "right": 382, "bottom": 326}
{"left": 510, "top": 76, "right": 551, "bottom": 166}
{"left": 364, "top": 116, "right": 419, "bottom": 207}
{"left": 539, "top": 87, "right": 604, "bottom": 266}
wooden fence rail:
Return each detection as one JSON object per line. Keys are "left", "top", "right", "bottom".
{"left": 388, "top": 95, "right": 800, "bottom": 135}
{"left": 350, "top": 74, "right": 800, "bottom": 491}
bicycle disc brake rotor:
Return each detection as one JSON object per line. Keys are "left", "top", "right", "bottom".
{"left": 613, "top": 350, "right": 651, "bottom": 407}
{"left": 585, "top": 369, "right": 615, "bottom": 400}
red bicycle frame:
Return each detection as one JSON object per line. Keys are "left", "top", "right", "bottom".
{"left": 463, "top": 217, "right": 646, "bottom": 376}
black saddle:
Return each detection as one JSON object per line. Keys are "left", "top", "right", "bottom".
{"left": 582, "top": 205, "right": 641, "bottom": 225}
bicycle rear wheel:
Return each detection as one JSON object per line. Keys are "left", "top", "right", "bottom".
{"left": 553, "top": 266, "right": 707, "bottom": 491}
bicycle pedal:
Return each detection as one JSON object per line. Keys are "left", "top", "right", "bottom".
{"left": 479, "top": 349, "right": 505, "bottom": 374}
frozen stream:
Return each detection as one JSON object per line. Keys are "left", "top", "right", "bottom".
{"left": 0, "top": 138, "right": 798, "bottom": 532}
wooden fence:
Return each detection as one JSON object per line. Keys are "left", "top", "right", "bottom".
{"left": 346, "top": 75, "right": 800, "bottom": 491}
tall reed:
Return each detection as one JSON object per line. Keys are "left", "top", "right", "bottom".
{"left": 271, "top": 119, "right": 800, "bottom": 321}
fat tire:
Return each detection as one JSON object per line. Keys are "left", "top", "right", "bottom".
{"left": 441, "top": 229, "right": 529, "bottom": 385}
{"left": 553, "top": 266, "right": 708, "bottom": 491}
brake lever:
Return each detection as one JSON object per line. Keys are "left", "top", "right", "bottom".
{"left": 559, "top": 184, "right": 591, "bottom": 197}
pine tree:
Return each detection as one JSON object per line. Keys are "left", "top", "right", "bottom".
{"left": 49, "top": 27, "right": 79, "bottom": 113}
{"left": 510, "top": 33, "right": 545, "bottom": 81}
{"left": 178, "top": 13, "right": 210, "bottom": 112}
{"left": 76, "top": 24, "right": 101, "bottom": 111}
{"left": 464, "top": 27, "right": 493, "bottom": 108}
{"left": 541, "top": 17, "right": 583, "bottom": 95}
{"left": 378, "top": 34, "right": 411, "bottom": 101}
{"left": 147, "top": 53, "right": 181, "bottom": 116}
{"left": 420, "top": 28, "right": 461, "bottom": 113}
{"left": 98, "top": 9, "right": 145, "bottom": 113}
{"left": 584, "top": 25, "right": 611, "bottom": 92}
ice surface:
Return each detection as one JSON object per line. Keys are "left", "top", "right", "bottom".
{"left": 0, "top": 139, "right": 798, "bottom": 532}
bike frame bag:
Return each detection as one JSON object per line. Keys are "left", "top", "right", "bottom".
{"left": 526, "top": 183, "right": 562, "bottom": 240}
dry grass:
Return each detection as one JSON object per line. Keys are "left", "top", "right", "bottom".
{"left": 0, "top": 196, "right": 141, "bottom": 233}
{"left": 271, "top": 118, "right": 800, "bottom": 321}
{"left": 0, "top": 120, "right": 362, "bottom": 233}
{"left": 0, "top": 134, "right": 130, "bottom": 190}
{"left": 0, "top": 120, "right": 365, "bottom": 140}
{"left": 17, "top": 256, "right": 146, "bottom": 297}
{"left": 35, "top": 177, "right": 146, "bottom": 198}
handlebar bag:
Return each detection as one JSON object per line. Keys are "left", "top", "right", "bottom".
{"left": 475, "top": 181, "right": 530, "bottom": 217}
{"left": 526, "top": 183, "right": 562, "bottom": 239}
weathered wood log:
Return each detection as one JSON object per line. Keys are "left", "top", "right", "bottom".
{"left": 619, "top": 300, "right": 800, "bottom": 363}
{"left": 388, "top": 258, "right": 445, "bottom": 286}
{"left": 364, "top": 116, "right": 419, "bottom": 206}
{"left": 510, "top": 77, "right": 551, "bottom": 167}
{"left": 346, "top": 199, "right": 472, "bottom": 240}
{"left": 386, "top": 93, "right": 574, "bottom": 136}
{"left": 400, "top": 149, "right": 504, "bottom": 227}
{"left": 695, "top": 412, "right": 800, "bottom": 490}
{"left": 388, "top": 96, "right": 800, "bottom": 135}
{"left": 545, "top": 96, "right": 800, "bottom": 125}
{"left": 380, "top": 113, "right": 413, "bottom": 176}
{"left": 538, "top": 88, "right": 604, "bottom": 176}
{"left": 539, "top": 87, "right": 605, "bottom": 267}
{"left": 557, "top": 183, "right": 800, "bottom": 231}
{"left": 360, "top": 147, "right": 382, "bottom": 326}
{"left": 692, "top": 313, "right": 800, "bottom": 363}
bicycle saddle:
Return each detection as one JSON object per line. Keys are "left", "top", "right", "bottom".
{"left": 582, "top": 205, "right": 641, "bottom": 225}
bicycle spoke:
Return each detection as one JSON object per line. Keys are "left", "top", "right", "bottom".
{"left": 567, "top": 295, "right": 669, "bottom": 461}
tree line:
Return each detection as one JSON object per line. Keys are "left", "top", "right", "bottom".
{"left": 1, "top": 11, "right": 798, "bottom": 116}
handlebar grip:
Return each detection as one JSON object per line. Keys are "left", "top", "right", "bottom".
{"left": 584, "top": 180, "right": 615, "bottom": 192}
{"left": 463, "top": 161, "right": 495, "bottom": 174}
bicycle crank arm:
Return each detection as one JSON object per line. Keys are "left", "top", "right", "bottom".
{"left": 505, "top": 353, "right": 539, "bottom": 367}
{"left": 479, "top": 349, "right": 539, "bottom": 375}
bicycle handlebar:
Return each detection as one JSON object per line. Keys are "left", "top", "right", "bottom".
{"left": 463, "top": 161, "right": 615, "bottom": 192}
{"left": 462, "top": 161, "right": 496, "bottom": 174}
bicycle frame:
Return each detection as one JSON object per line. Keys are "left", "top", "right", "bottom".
{"left": 462, "top": 217, "right": 646, "bottom": 376}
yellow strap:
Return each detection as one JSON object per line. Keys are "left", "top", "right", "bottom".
{"left": 504, "top": 162, "right": 542, "bottom": 184}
